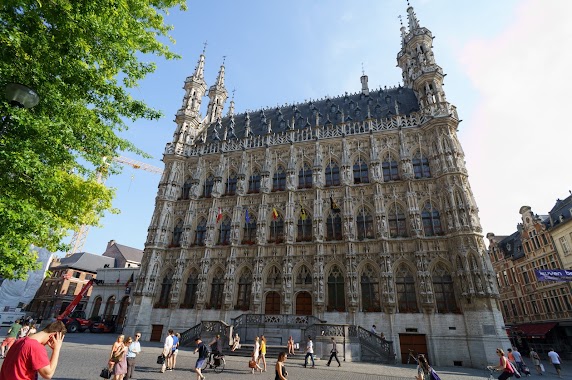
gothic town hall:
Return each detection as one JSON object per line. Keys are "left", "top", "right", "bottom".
{"left": 126, "top": 5, "right": 509, "bottom": 367}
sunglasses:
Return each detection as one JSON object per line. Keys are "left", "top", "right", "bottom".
{"left": 135, "top": 335, "right": 141, "bottom": 337}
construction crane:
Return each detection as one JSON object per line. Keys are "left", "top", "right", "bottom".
{"left": 66, "top": 156, "right": 163, "bottom": 256}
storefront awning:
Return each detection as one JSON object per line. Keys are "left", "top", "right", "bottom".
{"left": 513, "top": 322, "right": 557, "bottom": 338}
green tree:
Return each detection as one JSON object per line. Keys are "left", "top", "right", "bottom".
{"left": 0, "top": 0, "right": 186, "bottom": 280}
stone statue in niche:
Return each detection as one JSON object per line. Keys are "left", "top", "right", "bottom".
{"left": 191, "top": 182, "right": 201, "bottom": 198}
{"left": 236, "top": 177, "right": 246, "bottom": 194}
{"left": 286, "top": 172, "right": 296, "bottom": 190}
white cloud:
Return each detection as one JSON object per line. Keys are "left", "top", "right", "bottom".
{"left": 459, "top": 0, "right": 572, "bottom": 238}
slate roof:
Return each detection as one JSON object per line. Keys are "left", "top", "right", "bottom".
{"left": 114, "top": 243, "right": 143, "bottom": 263}
{"left": 53, "top": 252, "right": 114, "bottom": 273}
{"left": 549, "top": 193, "right": 572, "bottom": 227}
{"left": 498, "top": 231, "right": 525, "bottom": 260}
{"left": 202, "top": 86, "right": 420, "bottom": 143}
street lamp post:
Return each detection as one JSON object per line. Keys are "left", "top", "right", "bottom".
{"left": 1, "top": 82, "right": 40, "bottom": 137}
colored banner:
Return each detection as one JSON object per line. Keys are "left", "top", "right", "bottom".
{"left": 534, "top": 269, "right": 572, "bottom": 282}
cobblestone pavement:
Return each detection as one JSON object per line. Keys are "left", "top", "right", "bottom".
{"left": 1, "top": 332, "right": 568, "bottom": 380}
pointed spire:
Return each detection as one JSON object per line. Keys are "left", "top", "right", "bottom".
{"left": 215, "top": 57, "right": 226, "bottom": 87}
{"left": 226, "top": 89, "right": 236, "bottom": 116}
{"left": 406, "top": 2, "right": 420, "bottom": 30}
{"left": 193, "top": 44, "right": 207, "bottom": 80}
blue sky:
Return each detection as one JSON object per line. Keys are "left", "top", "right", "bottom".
{"left": 68, "top": 0, "right": 572, "bottom": 255}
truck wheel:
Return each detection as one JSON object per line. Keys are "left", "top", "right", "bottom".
{"left": 68, "top": 322, "right": 79, "bottom": 333}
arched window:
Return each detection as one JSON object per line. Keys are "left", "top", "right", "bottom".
{"left": 395, "top": 267, "right": 418, "bottom": 313}
{"left": 298, "top": 163, "right": 313, "bottom": 189}
{"left": 422, "top": 203, "right": 442, "bottom": 236}
{"left": 182, "top": 178, "right": 192, "bottom": 200}
{"left": 326, "top": 213, "right": 342, "bottom": 241}
{"left": 181, "top": 270, "right": 198, "bottom": 309}
{"left": 413, "top": 153, "right": 431, "bottom": 179}
{"left": 172, "top": 219, "right": 184, "bottom": 247}
{"left": 248, "top": 170, "right": 261, "bottom": 193}
{"left": 203, "top": 174, "right": 214, "bottom": 198}
{"left": 218, "top": 217, "right": 231, "bottom": 245}
{"left": 194, "top": 218, "right": 207, "bottom": 246}
{"left": 388, "top": 206, "right": 407, "bottom": 237}
{"left": 104, "top": 295, "right": 116, "bottom": 317}
{"left": 361, "top": 264, "right": 380, "bottom": 312}
{"left": 325, "top": 162, "right": 340, "bottom": 187}
{"left": 156, "top": 274, "right": 172, "bottom": 309}
{"left": 297, "top": 209, "right": 312, "bottom": 242}
{"left": 91, "top": 296, "right": 102, "bottom": 318}
{"left": 327, "top": 265, "right": 346, "bottom": 312}
{"left": 382, "top": 156, "right": 399, "bottom": 182}
{"left": 433, "top": 265, "right": 459, "bottom": 313}
{"left": 266, "top": 266, "right": 282, "bottom": 286}
{"left": 236, "top": 269, "right": 252, "bottom": 310}
{"left": 243, "top": 212, "right": 257, "bottom": 244}
{"left": 269, "top": 215, "right": 284, "bottom": 243}
{"left": 209, "top": 269, "right": 224, "bottom": 310}
{"left": 273, "top": 166, "right": 286, "bottom": 191}
{"left": 353, "top": 157, "right": 369, "bottom": 184}
{"left": 357, "top": 208, "right": 374, "bottom": 240}
{"left": 226, "top": 172, "right": 237, "bottom": 195}
{"left": 296, "top": 265, "right": 313, "bottom": 285}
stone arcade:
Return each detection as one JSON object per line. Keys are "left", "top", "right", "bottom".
{"left": 125, "top": 5, "right": 509, "bottom": 367}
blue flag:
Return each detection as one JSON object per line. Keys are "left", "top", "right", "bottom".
{"left": 245, "top": 209, "right": 250, "bottom": 223}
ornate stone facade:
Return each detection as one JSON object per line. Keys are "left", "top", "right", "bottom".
{"left": 125, "top": 5, "right": 509, "bottom": 367}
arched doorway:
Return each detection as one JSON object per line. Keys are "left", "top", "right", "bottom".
{"left": 295, "top": 292, "right": 312, "bottom": 315}
{"left": 91, "top": 296, "right": 102, "bottom": 318}
{"left": 265, "top": 291, "right": 281, "bottom": 314}
{"left": 117, "top": 296, "right": 130, "bottom": 327}
{"left": 104, "top": 295, "right": 116, "bottom": 318}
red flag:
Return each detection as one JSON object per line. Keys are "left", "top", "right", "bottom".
{"left": 216, "top": 207, "right": 223, "bottom": 223}
{"left": 116, "top": 276, "right": 120, "bottom": 284}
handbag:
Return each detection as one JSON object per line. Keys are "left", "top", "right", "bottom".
{"left": 157, "top": 354, "right": 165, "bottom": 365}
{"left": 249, "top": 360, "right": 257, "bottom": 368}
{"left": 430, "top": 368, "right": 441, "bottom": 380}
{"left": 540, "top": 363, "right": 545, "bottom": 372}
{"left": 100, "top": 368, "right": 112, "bottom": 379}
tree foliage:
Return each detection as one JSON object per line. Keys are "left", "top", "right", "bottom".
{"left": 0, "top": 0, "right": 186, "bottom": 280}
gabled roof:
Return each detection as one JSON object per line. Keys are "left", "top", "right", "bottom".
{"left": 203, "top": 86, "right": 420, "bottom": 143}
{"left": 114, "top": 243, "right": 143, "bottom": 263}
{"left": 497, "top": 231, "right": 525, "bottom": 260}
{"left": 53, "top": 252, "right": 114, "bottom": 273}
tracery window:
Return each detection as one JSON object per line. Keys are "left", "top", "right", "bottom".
{"left": 218, "top": 217, "right": 231, "bottom": 245}
{"left": 326, "top": 213, "right": 342, "bottom": 241}
{"left": 248, "top": 170, "right": 261, "bottom": 193}
{"left": 225, "top": 172, "right": 237, "bottom": 195}
{"left": 182, "top": 178, "right": 192, "bottom": 200}
{"left": 181, "top": 269, "right": 198, "bottom": 309}
{"left": 194, "top": 218, "right": 207, "bottom": 246}
{"left": 243, "top": 212, "right": 257, "bottom": 244}
{"left": 357, "top": 208, "right": 374, "bottom": 240}
{"left": 269, "top": 215, "right": 284, "bottom": 243}
{"left": 209, "top": 269, "right": 224, "bottom": 310}
{"left": 395, "top": 267, "right": 418, "bottom": 313}
{"left": 432, "top": 265, "right": 459, "bottom": 313}
{"left": 388, "top": 206, "right": 407, "bottom": 238}
{"left": 413, "top": 154, "right": 431, "bottom": 179}
{"left": 325, "top": 162, "right": 340, "bottom": 187}
{"left": 156, "top": 274, "right": 172, "bottom": 309}
{"left": 203, "top": 174, "right": 214, "bottom": 198}
{"left": 327, "top": 265, "right": 346, "bottom": 311}
{"left": 236, "top": 269, "right": 252, "bottom": 310}
{"left": 296, "top": 265, "right": 313, "bottom": 285}
{"left": 298, "top": 163, "right": 313, "bottom": 189}
{"left": 273, "top": 166, "right": 286, "bottom": 191}
{"left": 361, "top": 264, "right": 380, "bottom": 312}
{"left": 353, "top": 157, "right": 369, "bottom": 184}
{"left": 172, "top": 219, "right": 184, "bottom": 247}
{"left": 266, "top": 266, "right": 282, "bottom": 287}
{"left": 297, "top": 210, "right": 312, "bottom": 242}
{"left": 382, "top": 156, "right": 399, "bottom": 182}
{"left": 421, "top": 203, "right": 442, "bottom": 236}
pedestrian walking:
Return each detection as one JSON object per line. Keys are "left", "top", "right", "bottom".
{"left": 1, "top": 319, "right": 22, "bottom": 358}
{"left": 161, "top": 329, "right": 174, "bottom": 372}
{"left": 511, "top": 347, "right": 528, "bottom": 375}
{"left": 108, "top": 335, "right": 125, "bottom": 373}
{"left": 126, "top": 332, "right": 142, "bottom": 379}
{"left": 259, "top": 335, "right": 267, "bottom": 372}
{"left": 488, "top": 348, "right": 515, "bottom": 380}
{"left": 193, "top": 337, "right": 208, "bottom": 380}
{"left": 303, "top": 335, "right": 315, "bottom": 368}
{"left": 275, "top": 352, "right": 288, "bottom": 380}
{"left": 18, "top": 321, "right": 30, "bottom": 339}
{"left": 507, "top": 348, "right": 515, "bottom": 365}
{"left": 231, "top": 333, "right": 241, "bottom": 351}
{"left": 370, "top": 325, "right": 378, "bottom": 335}
{"left": 547, "top": 348, "right": 562, "bottom": 378}
{"left": 171, "top": 333, "right": 181, "bottom": 370}
{"left": 251, "top": 336, "right": 263, "bottom": 374}
{"left": 529, "top": 348, "right": 542, "bottom": 375}
{"left": 326, "top": 337, "right": 341, "bottom": 367}
{"left": 0, "top": 320, "right": 66, "bottom": 380}
{"left": 287, "top": 336, "right": 295, "bottom": 355}
{"left": 112, "top": 336, "right": 129, "bottom": 380}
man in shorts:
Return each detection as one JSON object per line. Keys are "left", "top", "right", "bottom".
{"left": 1, "top": 319, "right": 22, "bottom": 358}
{"left": 0, "top": 320, "right": 66, "bottom": 379}
{"left": 193, "top": 336, "right": 208, "bottom": 380}
{"left": 547, "top": 348, "right": 562, "bottom": 378}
